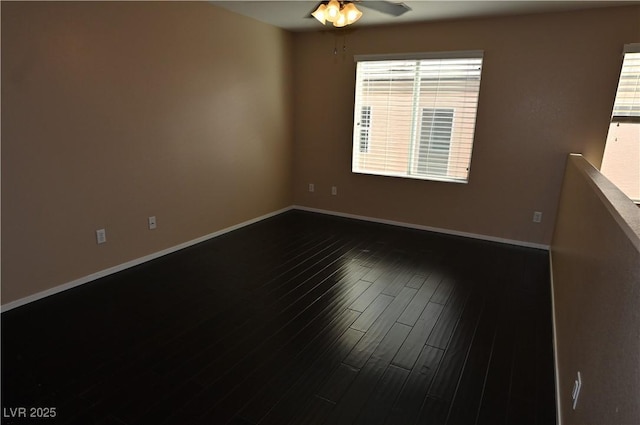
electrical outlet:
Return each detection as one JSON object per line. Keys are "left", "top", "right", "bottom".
{"left": 309, "top": 183, "right": 315, "bottom": 193}
{"left": 331, "top": 186, "right": 337, "bottom": 196}
{"left": 96, "top": 229, "right": 106, "bottom": 244}
{"left": 572, "top": 371, "right": 582, "bottom": 410}
{"left": 533, "top": 211, "right": 543, "bottom": 223}
{"left": 148, "top": 216, "right": 157, "bottom": 230}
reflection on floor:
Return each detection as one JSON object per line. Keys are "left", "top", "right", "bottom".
{"left": 2, "top": 210, "right": 556, "bottom": 425}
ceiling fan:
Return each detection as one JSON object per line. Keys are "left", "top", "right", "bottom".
{"left": 309, "top": 0, "right": 411, "bottom": 27}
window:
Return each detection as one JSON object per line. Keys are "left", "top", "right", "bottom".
{"left": 416, "top": 108, "right": 454, "bottom": 176}
{"left": 352, "top": 51, "right": 483, "bottom": 183}
{"left": 359, "top": 106, "right": 371, "bottom": 153}
{"left": 600, "top": 43, "right": 640, "bottom": 202}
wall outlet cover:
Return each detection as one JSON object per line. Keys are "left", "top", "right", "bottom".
{"left": 96, "top": 229, "right": 106, "bottom": 244}
{"left": 533, "top": 211, "right": 543, "bottom": 223}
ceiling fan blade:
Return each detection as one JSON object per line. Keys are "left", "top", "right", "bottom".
{"left": 359, "top": 1, "right": 411, "bottom": 17}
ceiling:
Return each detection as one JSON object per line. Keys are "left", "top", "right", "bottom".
{"left": 210, "top": 0, "right": 637, "bottom": 32}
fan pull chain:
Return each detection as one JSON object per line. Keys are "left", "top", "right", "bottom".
{"left": 342, "top": 34, "right": 349, "bottom": 61}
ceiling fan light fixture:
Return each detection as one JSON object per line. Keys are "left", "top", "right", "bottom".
{"left": 311, "top": 0, "right": 363, "bottom": 28}
{"left": 311, "top": 3, "right": 327, "bottom": 25}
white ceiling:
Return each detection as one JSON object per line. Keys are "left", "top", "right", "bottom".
{"left": 210, "top": 0, "right": 638, "bottom": 32}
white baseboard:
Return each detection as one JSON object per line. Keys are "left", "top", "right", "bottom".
{"left": 2, "top": 204, "right": 549, "bottom": 313}
{"left": 292, "top": 205, "right": 550, "bottom": 250}
{"left": 1, "top": 206, "right": 293, "bottom": 313}
{"left": 548, "top": 251, "right": 563, "bottom": 425}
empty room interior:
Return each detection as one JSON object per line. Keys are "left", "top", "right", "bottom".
{"left": 2, "top": 2, "right": 639, "bottom": 425}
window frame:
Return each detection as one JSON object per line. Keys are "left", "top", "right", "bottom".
{"left": 610, "top": 43, "right": 640, "bottom": 124}
{"left": 600, "top": 43, "right": 640, "bottom": 203}
{"left": 351, "top": 50, "right": 483, "bottom": 184}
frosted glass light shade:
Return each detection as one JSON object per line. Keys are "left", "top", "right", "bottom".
{"left": 325, "top": 0, "right": 341, "bottom": 22}
{"left": 342, "top": 3, "right": 362, "bottom": 24}
{"left": 333, "top": 11, "right": 348, "bottom": 27}
{"left": 312, "top": 4, "right": 327, "bottom": 25}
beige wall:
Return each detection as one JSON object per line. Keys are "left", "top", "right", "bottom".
{"left": 601, "top": 122, "right": 640, "bottom": 201}
{"left": 551, "top": 155, "right": 640, "bottom": 424}
{"left": 292, "top": 6, "right": 640, "bottom": 246}
{"left": 2, "top": 3, "right": 639, "bottom": 305}
{"left": 1, "top": 2, "right": 294, "bottom": 303}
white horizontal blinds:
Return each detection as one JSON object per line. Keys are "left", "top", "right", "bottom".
{"left": 612, "top": 50, "right": 640, "bottom": 123}
{"left": 352, "top": 52, "right": 483, "bottom": 183}
{"left": 359, "top": 106, "right": 372, "bottom": 152}
{"left": 417, "top": 108, "right": 454, "bottom": 176}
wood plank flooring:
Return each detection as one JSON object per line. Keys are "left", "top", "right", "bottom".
{"left": 1, "top": 210, "right": 556, "bottom": 424}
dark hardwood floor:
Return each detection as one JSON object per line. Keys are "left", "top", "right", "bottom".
{"left": 1, "top": 210, "right": 556, "bottom": 425}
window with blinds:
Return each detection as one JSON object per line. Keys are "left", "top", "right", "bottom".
{"left": 601, "top": 44, "right": 640, "bottom": 202}
{"left": 352, "top": 51, "right": 483, "bottom": 183}
{"left": 611, "top": 48, "right": 640, "bottom": 123}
